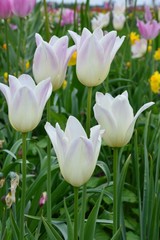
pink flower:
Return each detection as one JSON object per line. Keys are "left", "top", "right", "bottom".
{"left": 39, "top": 192, "right": 47, "bottom": 207}
{"left": 137, "top": 19, "right": 160, "bottom": 40}
{"left": 61, "top": 8, "right": 74, "bottom": 26}
{"left": 11, "top": 0, "right": 36, "bottom": 18}
{"left": 131, "top": 38, "right": 147, "bottom": 58}
{"left": 0, "top": 0, "right": 12, "bottom": 19}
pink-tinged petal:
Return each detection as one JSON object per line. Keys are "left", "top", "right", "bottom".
{"left": 77, "top": 35, "right": 105, "bottom": 86}
{"left": 93, "top": 104, "right": 118, "bottom": 146}
{"left": 0, "top": 0, "right": 12, "bottom": 19}
{"left": 9, "top": 87, "right": 40, "bottom": 132}
{"left": 11, "top": 0, "right": 36, "bottom": 17}
{"left": 110, "top": 35, "right": 125, "bottom": 62}
{"left": 80, "top": 28, "right": 92, "bottom": 46}
{"left": 18, "top": 74, "right": 36, "bottom": 89}
{"left": 49, "top": 36, "right": 59, "bottom": 46}
{"left": 33, "top": 41, "right": 59, "bottom": 84}
{"left": 93, "top": 28, "right": 104, "bottom": 40}
{"left": 45, "top": 122, "right": 66, "bottom": 168}
{"left": 35, "top": 33, "right": 43, "bottom": 46}
{"left": 62, "top": 137, "right": 94, "bottom": 187}
{"left": 52, "top": 36, "right": 68, "bottom": 68}
{"left": 8, "top": 75, "right": 21, "bottom": 97}
{"left": 65, "top": 116, "right": 87, "bottom": 141}
{"left": 36, "top": 78, "right": 52, "bottom": 109}
{"left": 125, "top": 102, "right": 155, "bottom": 145}
{"left": 0, "top": 83, "right": 10, "bottom": 106}
{"left": 68, "top": 30, "right": 81, "bottom": 48}
{"left": 100, "top": 31, "right": 117, "bottom": 55}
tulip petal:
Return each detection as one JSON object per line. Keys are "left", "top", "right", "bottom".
{"left": 45, "top": 122, "right": 66, "bottom": 168}
{"left": 100, "top": 31, "right": 117, "bottom": 55}
{"left": 125, "top": 102, "right": 155, "bottom": 144}
{"left": 110, "top": 36, "right": 125, "bottom": 62}
{"left": 33, "top": 41, "right": 59, "bottom": 84}
{"left": 77, "top": 35, "right": 105, "bottom": 86}
{"left": 93, "top": 104, "right": 118, "bottom": 146}
{"left": 93, "top": 28, "right": 104, "bottom": 40}
{"left": 63, "top": 137, "right": 94, "bottom": 187}
{"left": 49, "top": 36, "right": 59, "bottom": 46}
{"left": 65, "top": 116, "right": 87, "bottom": 141}
{"left": 18, "top": 74, "right": 36, "bottom": 89}
{"left": 10, "top": 87, "right": 40, "bottom": 132}
{"left": 96, "top": 92, "right": 114, "bottom": 110}
{"left": 9, "top": 75, "right": 21, "bottom": 97}
{"left": 0, "top": 83, "right": 10, "bottom": 106}
{"left": 53, "top": 36, "right": 68, "bottom": 66}
{"left": 35, "top": 33, "right": 43, "bottom": 46}
{"left": 68, "top": 30, "right": 81, "bottom": 48}
{"left": 36, "top": 78, "right": 52, "bottom": 109}
{"left": 90, "top": 125, "right": 103, "bottom": 161}
{"left": 111, "top": 94, "right": 134, "bottom": 132}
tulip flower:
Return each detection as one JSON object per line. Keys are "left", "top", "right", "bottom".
{"left": 91, "top": 12, "right": 110, "bottom": 31}
{"left": 137, "top": 19, "right": 160, "bottom": 40}
{"left": 11, "top": 0, "right": 36, "bottom": 18}
{"left": 93, "top": 91, "right": 154, "bottom": 147}
{"left": 131, "top": 38, "right": 147, "bottom": 58}
{"left": 61, "top": 8, "right": 74, "bottom": 26}
{"left": 112, "top": 13, "right": 126, "bottom": 31}
{"left": 0, "top": 74, "right": 52, "bottom": 133}
{"left": 33, "top": 33, "right": 76, "bottom": 91}
{"left": 68, "top": 28, "right": 125, "bottom": 87}
{"left": 144, "top": 6, "right": 152, "bottom": 22}
{"left": 0, "top": 0, "right": 12, "bottom": 19}
{"left": 45, "top": 116, "right": 103, "bottom": 187}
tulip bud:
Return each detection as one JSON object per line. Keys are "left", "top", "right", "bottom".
{"left": 11, "top": 0, "right": 36, "bottom": 18}
{"left": 0, "top": 0, "right": 12, "bottom": 19}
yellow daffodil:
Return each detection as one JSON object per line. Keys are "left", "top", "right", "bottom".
{"left": 154, "top": 48, "right": 160, "bottom": 60}
{"left": 130, "top": 32, "right": 140, "bottom": 45}
{"left": 150, "top": 71, "right": 160, "bottom": 93}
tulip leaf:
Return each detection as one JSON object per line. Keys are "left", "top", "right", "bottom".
{"left": 10, "top": 211, "right": 20, "bottom": 240}
{"left": 84, "top": 190, "right": 104, "bottom": 240}
{"left": 110, "top": 227, "right": 122, "bottom": 240}
{"left": 64, "top": 198, "right": 74, "bottom": 240}
{"left": 41, "top": 216, "right": 63, "bottom": 240}
{"left": 97, "top": 161, "right": 111, "bottom": 182}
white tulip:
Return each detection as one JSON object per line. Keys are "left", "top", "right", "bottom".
{"left": 93, "top": 91, "right": 154, "bottom": 147}
{"left": 45, "top": 116, "right": 103, "bottom": 187}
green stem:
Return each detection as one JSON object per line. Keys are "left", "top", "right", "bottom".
{"left": 47, "top": 98, "right": 52, "bottom": 223}
{"left": 16, "top": 18, "right": 23, "bottom": 77}
{"left": 86, "top": 87, "right": 92, "bottom": 137}
{"left": 113, "top": 148, "right": 119, "bottom": 235}
{"left": 79, "top": 184, "right": 86, "bottom": 240}
{"left": 74, "top": 187, "right": 79, "bottom": 240}
{"left": 4, "top": 19, "right": 10, "bottom": 75}
{"left": 43, "top": 0, "right": 50, "bottom": 41}
{"left": 20, "top": 132, "right": 27, "bottom": 240}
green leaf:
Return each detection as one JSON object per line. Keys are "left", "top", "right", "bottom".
{"left": 10, "top": 211, "right": 20, "bottom": 240}
{"left": 110, "top": 227, "right": 121, "bottom": 240}
{"left": 41, "top": 216, "right": 63, "bottom": 240}
{"left": 84, "top": 190, "right": 103, "bottom": 240}
{"left": 64, "top": 198, "right": 74, "bottom": 240}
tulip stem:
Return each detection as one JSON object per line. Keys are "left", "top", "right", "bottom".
{"left": 74, "top": 187, "right": 79, "bottom": 240}
{"left": 47, "top": 98, "right": 52, "bottom": 224}
{"left": 4, "top": 19, "right": 10, "bottom": 76}
{"left": 113, "top": 147, "right": 119, "bottom": 235}
{"left": 86, "top": 87, "right": 92, "bottom": 137}
{"left": 16, "top": 18, "right": 23, "bottom": 77}
{"left": 79, "top": 184, "right": 86, "bottom": 240}
{"left": 20, "top": 132, "right": 27, "bottom": 240}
